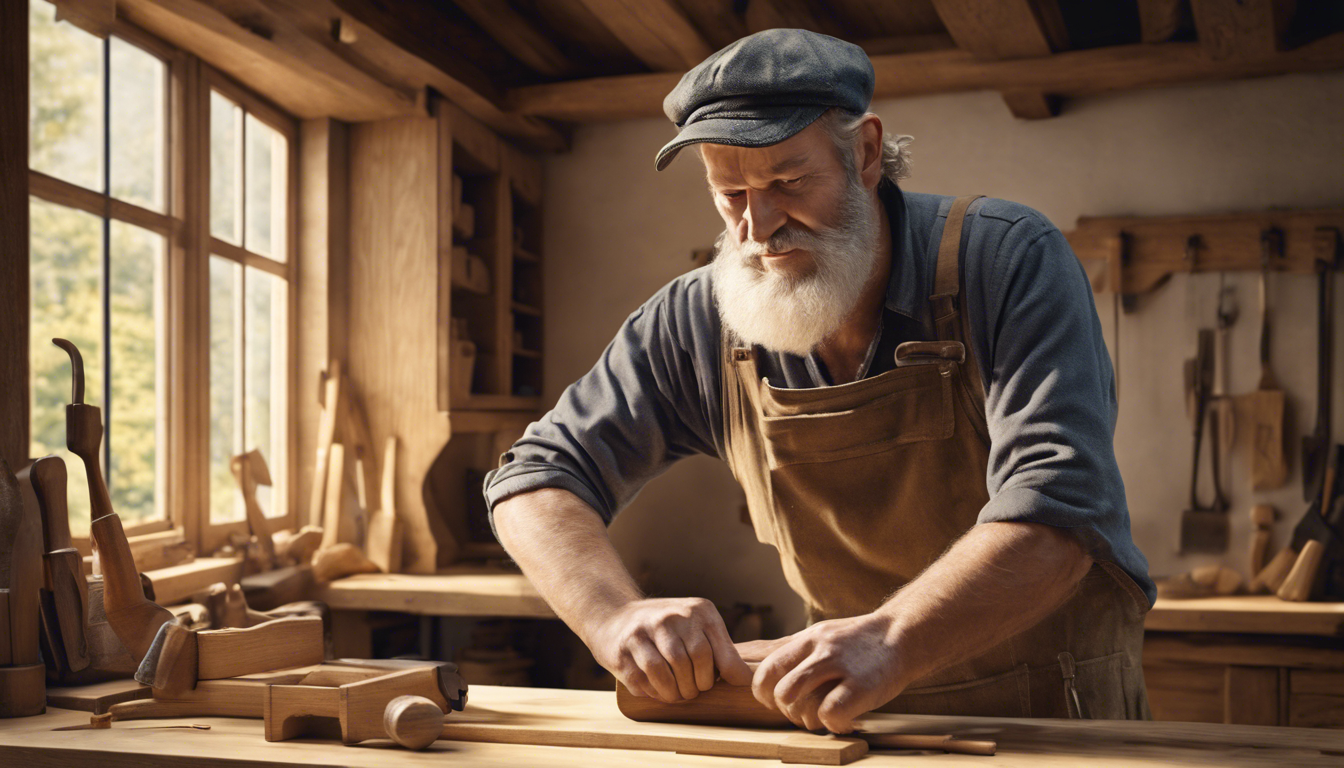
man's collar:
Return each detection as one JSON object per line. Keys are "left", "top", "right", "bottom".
{"left": 878, "top": 179, "right": 924, "bottom": 320}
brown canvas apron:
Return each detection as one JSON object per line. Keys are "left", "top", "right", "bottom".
{"left": 721, "top": 196, "right": 1150, "bottom": 719}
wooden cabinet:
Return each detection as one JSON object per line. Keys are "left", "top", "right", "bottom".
{"left": 1143, "top": 597, "right": 1344, "bottom": 728}
{"left": 346, "top": 97, "right": 546, "bottom": 569}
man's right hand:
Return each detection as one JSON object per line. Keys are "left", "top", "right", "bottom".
{"left": 585, "top": 597, "right": 753, "bottom": 703}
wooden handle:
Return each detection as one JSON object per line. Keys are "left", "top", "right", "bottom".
{"left": 28, "top": 456, "right": 71, "bottom": 551}
{"left": 384, "top": 695, "right": 443, "bottom": 750}
{"left": 1251, "top": 546, "right": 1298, "bottom": 593}
{"left": 616, "top": 678, "right": 791, "bottom": 728}
{"left": 1277, "top": 540, "right": 1326, "bottom": 602}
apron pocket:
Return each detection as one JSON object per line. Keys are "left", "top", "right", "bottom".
{"left": 1027, "top": 651, "right": 1135, "bottom": 720}
{"left": 878, "top": 664, "right": 1031, "bottom": 718}
{"left": 757, "top": 368, "right": 954, "bottom": 468}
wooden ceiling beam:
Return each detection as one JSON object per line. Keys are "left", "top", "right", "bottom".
{"left": 505, "top": 31, "right": 1344, "bottom": 121}
{"left": 326, "top": 0, "right": 567, "bottom": 151}
{"left": 450, "top": 0, "right": 577, "bottom": 79}
{"left": 929, "top": 0, "right": 1068, "bottom": 119}
{"left": 576, "top": 0, "right": 713, "bottom": 71}
{"left": 117, "top": 0, "right": 419, "bottom": 122}
{"left": 675, "top": 0, "right": 748, "bottom": 50}
{"left": 743, "top": 0, "right": 847, "bottom": 38}
{"left": 1190, "top": 0, "right": 1296, "bottom": 61}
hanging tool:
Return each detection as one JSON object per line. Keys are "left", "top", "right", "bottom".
{"left": 1180, "top": 329, "right": 1228, "bottom": 553}
{"left": 54, "top": 338, "right": 175, "bottom": 665}
{"left": 1255, "top": 445, "right": 1344, "bottom": 596}
{"left": 1277, "top": 445, "right": 1344, "bottom": 601}
{"left": 1249, "top": 229, "right": 1288, "bottom": 490}
{"left": 1302, "top": 230, "right": 1340, "bottom": 502}
{"left": 1212, "top": 274, "right": 1237, "bottom": 459}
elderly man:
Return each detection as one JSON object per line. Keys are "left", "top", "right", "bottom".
{"left": 484, "top": 29, "right": 1153, "bottom": 732}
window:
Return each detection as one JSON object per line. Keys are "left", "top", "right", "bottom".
{"left": 205, "top": 83, "right": 292, "bottom": 529}
{"left": 28, "top": 3, "right": 295, "bottom": 550}
{"left": 28, "top": 1, "right": 169, "bottom": 535}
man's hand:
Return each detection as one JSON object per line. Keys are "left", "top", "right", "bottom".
{"left": 734, "top": 636, "right": 792, "bottom": 662}
{"left": 587, "top": 597, "right": 753, "bottom": 703}
{"left": 752, "top": 612, "right": 905, "bottom": 733}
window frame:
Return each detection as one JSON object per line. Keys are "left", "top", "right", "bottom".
{"left": 195, "top": 65, "right": 299, "bottom": 555}
{"left": 27, "top": 15, "right": 298, "bottom": 557}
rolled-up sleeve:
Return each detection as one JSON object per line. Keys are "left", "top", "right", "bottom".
{"left": 484, "top": 273, "right": 721, "bottom": 531}
{"left": 971, "top": 216, "right": 1154, "bottom": 604}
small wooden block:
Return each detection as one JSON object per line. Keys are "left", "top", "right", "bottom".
{"left": 46, "top": 677, "right": 150, "bottom": 714}
{"left": 197, "top": 616, "right": 324, "bottom": 680}
{"left": 384, "top": 694, "right": 444, "bottom": 750}
{"left": 312, "top": 543, "right": 380, "bottom": 583}
{"left": 240, "top": 564, "right": 314, "bottom": 611}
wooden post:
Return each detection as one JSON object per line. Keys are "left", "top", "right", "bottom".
{"left": 0, "top": 0, "right": 29, "bottom": 472}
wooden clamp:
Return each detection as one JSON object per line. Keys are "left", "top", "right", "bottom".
{"left": 264, "top": 666, "right": 450, "bottom": 745}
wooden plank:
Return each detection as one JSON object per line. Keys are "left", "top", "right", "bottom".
{"left": 930, "top": 0, "right": 1064, "bottom": 59}
{"left": 0, "top": 0, "right": 27, "bottom": 474}
{"left": 449, "top": 0, "right": 577, "bottom": 78}
{"left": 1224, "top": 666, "right": 1280, "bottom": 725}
{"left": 1068, "top": 209, "right": 1344, "bottom": 299}
{"left": 347, "top": 117, "right": 457, "bottom": 571}
{"left": 506, "top": 32, "right": 1344, "bottom": 121}
{"left": 1145, "top": 634, "right": 1344, "bottom": 670}
{"left": 576, "top": 0, "right": 714, "bottom": 71}
{"left": 311, "top": 568, "right": 554, "bottom": 618}
{"left": 144, "top": 556, "right": 244, "bottom": 606}
{"left": 116, "top": 0, "right": 418, "bottom": 122}
{"left": 196, "top": 616, "right": 324, "bottom": 680}
{"left": 45, "top": 679, "right": 150, "bottom": 715}
{"left": 1190, "top": 0, "right": 1296, "bottom": 61}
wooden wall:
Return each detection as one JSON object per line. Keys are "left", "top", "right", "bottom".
{"left": 1, "top": 0, "right": 29, "bottom": 471}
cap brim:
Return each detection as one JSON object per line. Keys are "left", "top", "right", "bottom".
{"left": 655, "top": 105, "right": 828, "bottom": 171}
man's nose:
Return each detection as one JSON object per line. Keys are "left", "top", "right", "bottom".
{"left": 742, "top": 190, "right": 785, "bottom": 244}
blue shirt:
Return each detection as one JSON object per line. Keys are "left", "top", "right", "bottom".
{"left": 484, "top": 182, "right": 1156, "bottom": 605}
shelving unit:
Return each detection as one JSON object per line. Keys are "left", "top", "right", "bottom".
{"left": 443, "top": 99, "right": 545, "bottom": 413}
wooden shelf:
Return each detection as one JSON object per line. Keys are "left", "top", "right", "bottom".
{"left": 311, "top": 565, "right": 554, "bottom": 618}
{"left": 451, "top": 392, "right": 543, "bottom": 412}
{"left": 1146, "top": 595, "right": 1344, "bottom": 636}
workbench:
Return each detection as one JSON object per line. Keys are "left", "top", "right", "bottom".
{"left": 1144, "top": 595, "right": 1344, "bottom": 727}
{"left": 3, "top": 684, "right": 1343, "bottom": 766}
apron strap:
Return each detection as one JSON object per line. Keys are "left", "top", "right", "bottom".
{"left": 930, "top": 195, "right": 990, "bottom": 437}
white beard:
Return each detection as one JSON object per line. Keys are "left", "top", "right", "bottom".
{"left": 710, "top": 177, "right": 882, "bottom": 356}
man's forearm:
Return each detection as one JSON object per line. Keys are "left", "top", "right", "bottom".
{"left": 876, "top": 521, "right": 1092, "bottom": 689}
{"left": 492, "top": 487, "right": 641, "bottom": 645}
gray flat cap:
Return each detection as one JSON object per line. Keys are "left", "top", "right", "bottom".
{"left": 656, "top": 29, "right": 875, "bottom": 171}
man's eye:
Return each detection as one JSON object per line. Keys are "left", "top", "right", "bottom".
{"left": 780, "top": 177, "right": 804, "bottom": 186}
{"left": 721, "top": 190, "right": 744, "bottom": 199}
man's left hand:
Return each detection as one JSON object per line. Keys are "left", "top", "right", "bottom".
{"left": 752, "top": 612, "right": 906, "bottom": 733}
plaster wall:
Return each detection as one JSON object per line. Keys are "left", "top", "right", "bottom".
{"left": 539, "top": 71, "right": 1344, "bottom": 634}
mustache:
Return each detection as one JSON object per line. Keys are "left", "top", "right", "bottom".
{"left": 722, "top": 224, "right": 829, "bottom": 263}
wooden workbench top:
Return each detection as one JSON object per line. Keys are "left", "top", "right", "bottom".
{"left": 3, "top": 685, "right": 1343, "bottom": 766}
{"left": 1146, "top": 594, "right": 1344, "bottom": 636}
{"left": 311, "top": 565, "right": 555, "bottom": 618}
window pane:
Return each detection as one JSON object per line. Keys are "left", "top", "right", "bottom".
{"left": 29, "top": 198, "right": 104, "bottom": 536}
{"left": 109, "top": 38, "right": 165, "bottom": 212}
{"left": 244, "top": 114, "right": 286, "bottom": 260}
{"left": 108, "top": 221, "right": 164, "bottom": 526}
{"left": 245, "top": 268, "right": 286, "bottom": 518}
{"left": 209, "top": 256, "right": 243, "bottom": 524}
{"left": 29, "top": 0, "right": 104, "bottom": 192}
{"left": 210, "top": 91, "right": 242, "bottom": 245}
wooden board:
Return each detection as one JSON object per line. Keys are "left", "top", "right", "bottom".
{"left": 197, "top": 617, "right": 324, "bottom": 680}
{"left": 1146, "top": 595, "right": 1344, "bottom": 636}
{"left": 46, "top": 678, "right": 151, "bottom": 715}
{"left": 7, "top": 684, "right": 1344, "bottom": 766}
{"left": 145, "top": 557, "right": 244, "bottom": 606}
{"left": 311, "top": 567, "right": 553, "bottom": 618}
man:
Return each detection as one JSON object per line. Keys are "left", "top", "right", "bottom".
{"left": 485, "top": 29, "right": 1153, "bottom": 733}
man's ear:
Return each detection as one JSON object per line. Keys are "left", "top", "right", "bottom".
{"left": 856, "top": 114, "right": 884, "bottom": 190}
